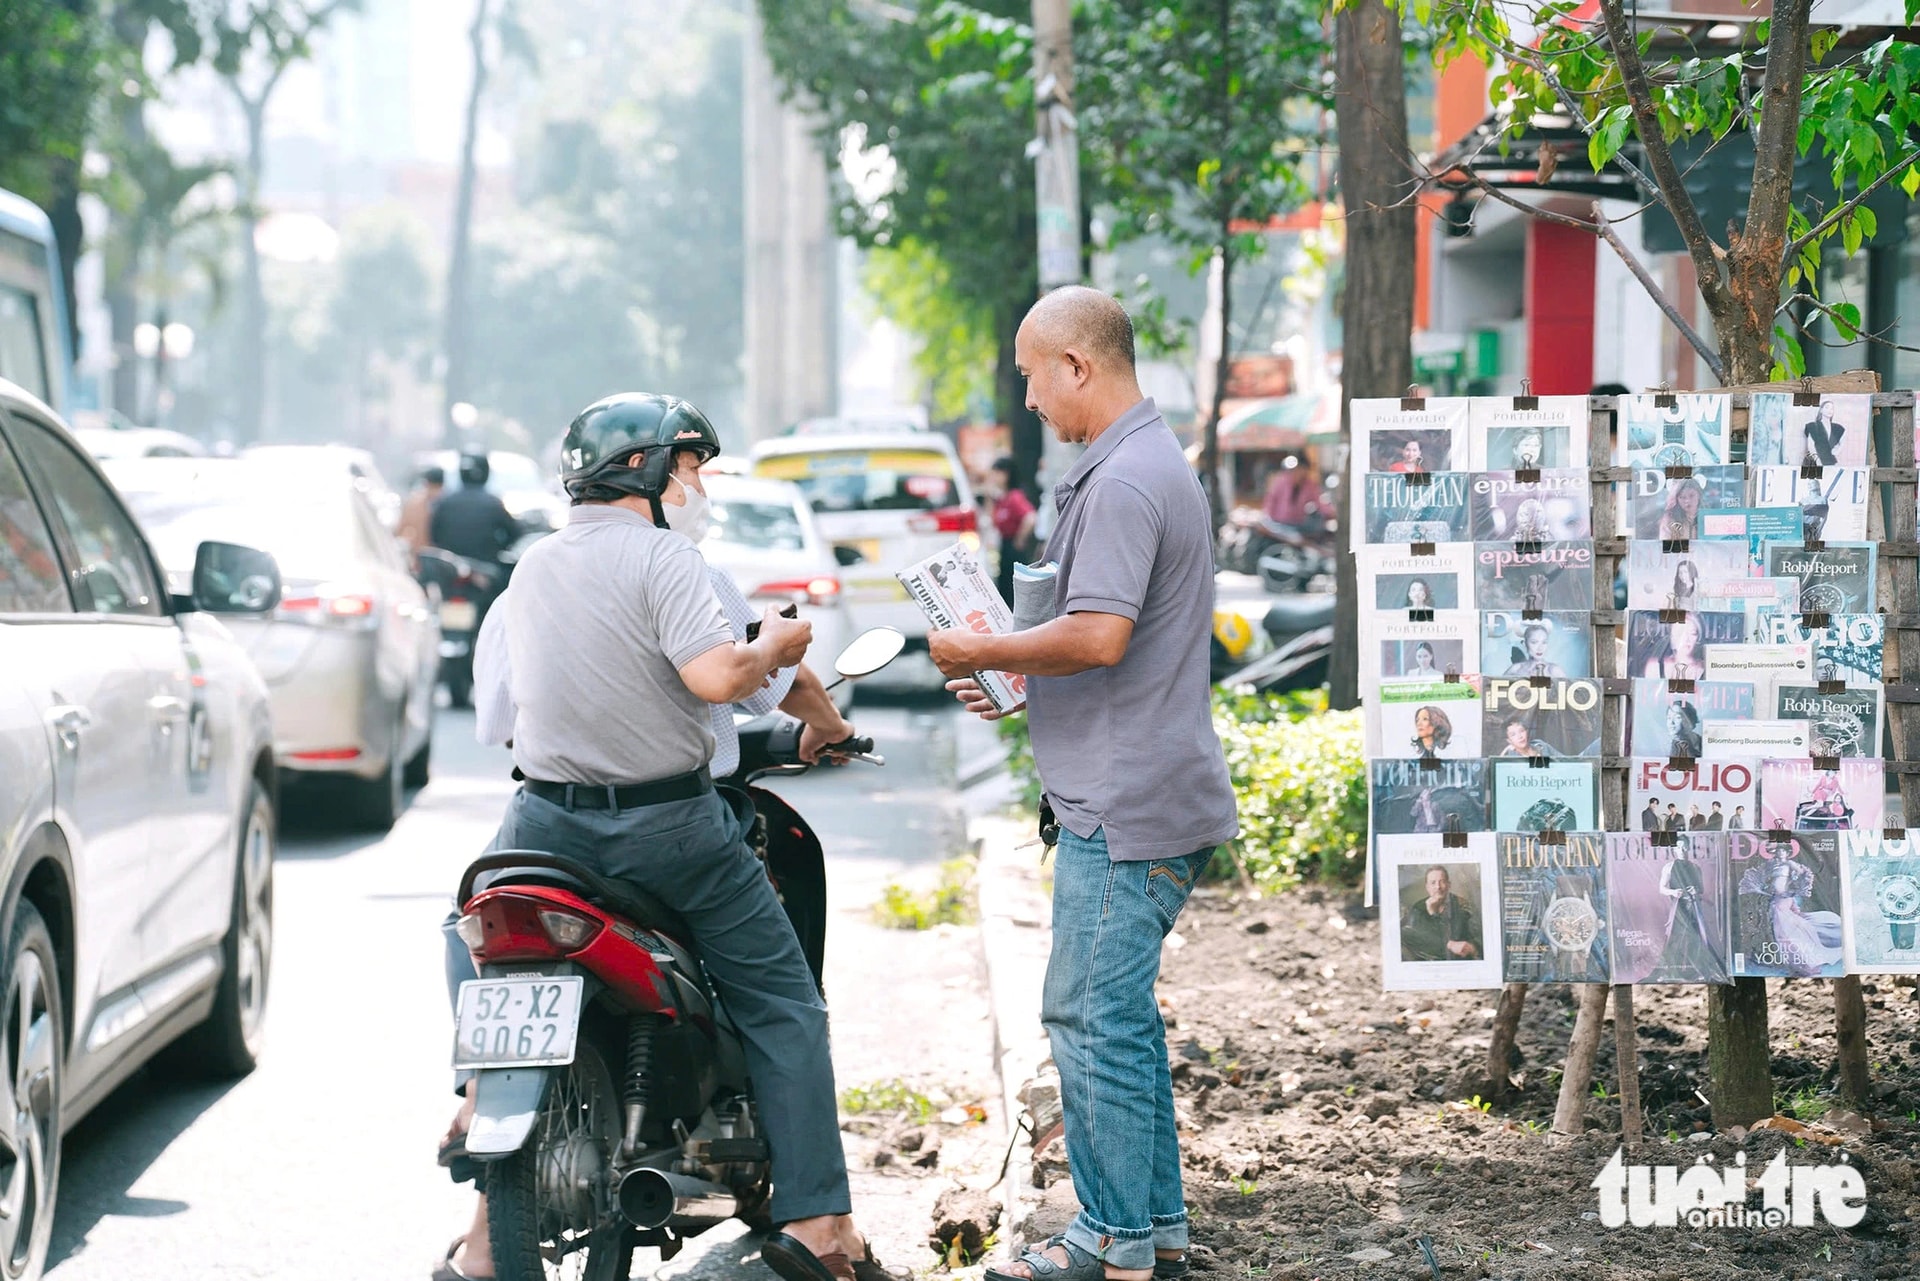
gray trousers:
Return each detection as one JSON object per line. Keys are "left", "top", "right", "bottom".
{"left": 443, "top": 784, "right": 850, "bottom": 1224}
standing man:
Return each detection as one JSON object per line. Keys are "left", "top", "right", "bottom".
{"left": 987, "top": 455, "right": 1039, "bottom": 605}
{"left": 398, "top": 464, "right": 445, "bottom": 557}
{"left": 931, "top": 287, "right": 1236, "bottom": 1281}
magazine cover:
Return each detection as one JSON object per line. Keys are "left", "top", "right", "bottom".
{"left": 1625, "top": 609, "right": 1749, "bottom": 680}
{"left": 1473, "top": 540, "right": 1595, "bottom": 610}
{"left": 1361, "top": 471, "right": 1472, "bottom": 545}
{"left": 1750, "top": 466, "right": 1870, "bottom": 542}
{"left": 1627, "top": 466, "right": 1747, "bottom": 540}
{"left": 1480, "top": 610, "right": 1592, "bottom": 678}
{"left": 1630, "top": 678, "right": 1757, "bottom": 757}
{"left": 1374, "top": 677, "right": 1484, "bottom": 761}
{"left": 1747, "top": 391, "right": 1873, "bottom": 467}
{"left": 1469, "top": 470, "right": 1592, "bottom": 542}
{"left": 1699, "top": 507, "right": 1806, "bottom": 573}
{"left": 1750, "top": 612, "right": 1884, "bottom": 685}
{"left": 1703, "top": 641, "right": 1814, "bottom": 692}
{"left": 1759, "top": 757, "right": 1885, "bottom": 833}
{"left": 1470, "top": 396, "right": 1592, "bottom": 470}
{"left": 1692, "top": 574, "right": 1798, "bottom": 628}
{"left": 1764, "top": 542, "right": 1877, "bottom": 613}
{"left": 1373, "top": 611, "right": 1480, "bottom": 684}
{"left": 1491, "top": 758, "right": 1599, "bottom": 832}
{"left": 1838, "top": 831, "right": 1920, "bottom": 974}
{"left": 1624, "top": 540, "right": 1751, "bottom": 611}
{"left": 1377, "top": 833, "right": 1505, "bottom": 990}
{"left": 1353, "top": 397, "right": 1471, "bottom": 473}
{"left": 1370, "top": 758, "right": 1489, "bottom": 834}
{"left": 1730, "top": 831, "right": 1847, "bottom": 978}
{"left": 1702, "top": 720, "right": 1812, "bottom": 761}
{"left": 1498, "top": 832, "right": 1611, "bottom": 983}
{"left": 1617, "top": 393, "right": 1733, "bottom": 468}
{"left": 1607, "top": 831, "right": 1732, "bottom": 985}
{"left": 1630, "top": 757, "right": 1759, "bottom": 834}
{"left": 1481, "top": 677, "right": 1604, "bottom": 757}
{"left": 1773, "top": 683, "right": 1882, "bottom": 758}
{"left": 1358, "top": 544, "right": 1476, "bottom": 611}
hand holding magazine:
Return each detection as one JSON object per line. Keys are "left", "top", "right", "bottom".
{"left": 896, "top": 542, "right": 1030, "bottom": 714}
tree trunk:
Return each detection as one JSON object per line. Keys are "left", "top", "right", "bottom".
{"left": 48, "top": 157, "right": 82, "bottom": 366}
{"left": 1486, "top": 982, "right": 1528, "bottom": 1102}
{"left": 1327, "top": 0, "right": 1415, "bottom": 711}
{"left": 106, "top": 4, "right": 152, "bottom": 418}
{"left": 442, "top": 0, "right": 493, "bottom": 443}
{"left": 1707, "top": 978, "right": 1774, "bottom": 1127}
{"left": 1613, "top": 985, "right": 1644, "bottom": 1149}
{"left": 1833, "top": 976, "right": 1871, "bottom": 1111}
{"left": 997, "top": 309, "right": 1044, "bottom": 501}
{"left": 1200, "top": 243, "right": 1231, "bottom": 531}
{"left": 1553, "top": 984, "right": 1611, "bottom": 1135}
{"left": 236, "top": 96, "right": 268, "bottom": 442}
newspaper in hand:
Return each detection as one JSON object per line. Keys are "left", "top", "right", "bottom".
{"left": 895, "top": 542, "right": 1028, "bottom": 714}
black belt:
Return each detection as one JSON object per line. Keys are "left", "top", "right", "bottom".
{"left": 521, "top": 768, "right": 712, "bottom": 811}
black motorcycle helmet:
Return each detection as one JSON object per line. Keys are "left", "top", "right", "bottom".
{"left": 560, "top": 392, "right": 722, "bottom": 525}
{"left": 458, "top": 452, "right": 491, "bottom": 487}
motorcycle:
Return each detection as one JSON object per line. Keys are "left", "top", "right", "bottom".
{"left": 449, "top": 627, "right": 905, "bottom": 1280}
{"left": 1253, "top": 521, "right": 1336, "bottom": 595}
{"left": 1217, "top": 595, "right": 1334, "bottom": 694}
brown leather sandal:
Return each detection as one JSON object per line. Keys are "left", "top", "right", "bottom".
{"left": 763, "top": 1231, "right": 856, "bottom": 1281}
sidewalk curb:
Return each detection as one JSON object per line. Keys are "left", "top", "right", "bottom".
{"left": 971, "top": 811, "right": 1054, "bottom": 1259}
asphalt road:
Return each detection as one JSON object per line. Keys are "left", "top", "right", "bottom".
{"left": 44, "top": 689, "right": 987, "bottom": 1281}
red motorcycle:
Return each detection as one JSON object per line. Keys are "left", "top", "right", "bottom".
{"left": 449, "top": 629, "right": 902, "bottom": 1280}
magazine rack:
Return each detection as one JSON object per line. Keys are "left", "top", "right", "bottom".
{"left": 1534, "top": 384, "right": 1918, "bottom": 1144}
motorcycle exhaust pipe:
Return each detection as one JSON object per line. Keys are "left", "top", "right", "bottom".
{"left": 618, "top": 1168, "right": 737, "bottom": 1229}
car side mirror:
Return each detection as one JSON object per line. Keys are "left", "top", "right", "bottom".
{"left": 833, "top": 544, "right": 864, "bottom": 567}
{"left": 189, "top": 540, "right": 281, "bottom": 613}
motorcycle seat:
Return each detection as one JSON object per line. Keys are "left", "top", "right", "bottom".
{"left": 1263, "top": 594, "right": 1336, "bottom": 637}
{"left": 466, "top": 850, "right": 693, "bottom": 942}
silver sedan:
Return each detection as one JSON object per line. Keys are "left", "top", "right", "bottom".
{"left": 105, "top": 457, "right": 439, "bottom": 831}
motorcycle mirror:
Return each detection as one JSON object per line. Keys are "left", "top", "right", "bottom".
{"left": 834, "top": 627, "right": 906, "bottom": 679}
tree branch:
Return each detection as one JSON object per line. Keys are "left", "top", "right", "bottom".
{"left": 1594, "top": 0, "right": 1732, "bottom": 317}
{"left": 1784, "top": 144, "right": 1920, "bottom": 259}
{"left": 1779, "top": 293, "right": 1920, "bottom": 354}
{"left": 1595, "top": 203, "right": 1727, "bottom": 382}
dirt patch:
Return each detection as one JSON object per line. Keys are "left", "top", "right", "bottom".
{"left": 1151, "top": 886, "right": 1920, "bottom": 1279}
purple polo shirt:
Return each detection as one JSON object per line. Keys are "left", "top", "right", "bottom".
{"left": 1027, "top": 398, "right": 1239, "bottom": 861}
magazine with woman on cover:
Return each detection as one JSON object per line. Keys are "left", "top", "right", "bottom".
{"left": 1747, "top": 392, "right": 1872, "bottom": 467}
{"left": 1473, "top": 541, "right": 1596, "bottom": 610}
{"left": 1624, "top": 540, "right": 1751, "bottom": 612}
{"left": 1469, "top": 395, "right": 1591, "bottom": 470}
{"left": 1626, "top": 609, "right": 1749, "bottom": 680}
{"left": 1750, "top": 466, "right": 1869, "bottom": 541}
{"left": 1607, "top": 831, "right": 1731, "bottom": 984}
{"left": 1758, "top": 757, "right": 1885, "bottom": 833}
{"left": 1626, "top": 466, "right": 1746, "bottom": 540}
{"left": 1629, "top": 679, "right": 1757, "bottom": 757}
{"left": 1470, "top": 470, "right": 1592, "bottom": 541}
{"left": 1730, "top": 831, "right": 1847, "bottom": 978}
{"left": 1481, "top": 610, "right": 1592, "bottom": 678}
{"left": 1370, "top": 759, "right": 1489, "bottom": 835}
{"left": 1358, "top": 544, "right": 1476, "bottom": 611}
{"left": 1373, "top": 676, "right": 1484, "bottom": 760}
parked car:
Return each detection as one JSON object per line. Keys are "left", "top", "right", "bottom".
{"left": 749, "top": 432, "right": 977, "bottom": 647}
{"left": 241, "top": 443, "right": 404, "bottom": 529}
{"left": 104, "top": 456, "right": 439, "bottom": 830}
{"left": 72, "top": 425, "right": 209, "bottom": 461}
{"left": 416, "top": 448, "right": 569, "bottom": 535}
{"left": 0, "top": 379, "right": 281, "bottom": 1281}
{"left": 700, "top": 474, "right": 856, "bottom": 712}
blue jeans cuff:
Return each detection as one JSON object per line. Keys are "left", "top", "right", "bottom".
{"left": 1151, "top": 1213, "right": 1189, "bottom": 1250}
{"left": 1064, "top": 1215, "right": 1155, "bottom": 1270}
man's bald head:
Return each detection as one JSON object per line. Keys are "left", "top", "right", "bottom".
{"left": 1015, "top": 286, "right": 1146, "bottom": 445}
{"left": 1023, "top": 286, "right": 1137, "bottom": 372}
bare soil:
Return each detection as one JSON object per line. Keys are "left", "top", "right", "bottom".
{"left": 1150, "top": 885, "right": 1920, "bottom": 1281}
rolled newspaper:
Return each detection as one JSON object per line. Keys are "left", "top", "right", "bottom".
{"left": 896, "top": 542, "right": 1028, "bottom": 713}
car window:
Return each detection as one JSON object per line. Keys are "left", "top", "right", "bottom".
{"left": 0, "top": 428, "right": 70, "bottom": 614}
{"left": 709, "top": 498, "right": 808, "bottom": 551}
{"left": 755, "top": 449, "right": 959, "bottom": 514}
{"left": 8, "top": 413, "right": 164, "bottom": 616}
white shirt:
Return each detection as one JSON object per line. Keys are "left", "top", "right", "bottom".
{"left": 475, "top": 564, "right": 795, "bottom": 779}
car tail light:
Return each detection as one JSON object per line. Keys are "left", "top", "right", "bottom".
{"left": 908, "top": 506, "right": 978, "bottom": 535}
{"left": 290, "top": 748, "right": 362, "bottom": 762}
{"left": 753, "top": 577, "right": 842, "bottom": 607}
{"left": 277, "top": 582, "right": 381, "bottom": 629}
{"left": 461, "top": 896, "right": 602, "bottom": 962}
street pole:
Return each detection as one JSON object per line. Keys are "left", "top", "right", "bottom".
{"left": 1030, "top": 0, "right": 1082, "bottom": 502}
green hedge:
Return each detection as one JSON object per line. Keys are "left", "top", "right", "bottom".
{"left": 993, "top": 690, "right": 1368, "bottom": 889}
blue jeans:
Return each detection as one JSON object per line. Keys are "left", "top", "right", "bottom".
{"left": 1042, "top": 827, "right": 1212, "bottom": 1271}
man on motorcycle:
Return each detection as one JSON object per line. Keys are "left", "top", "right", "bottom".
{"left": 431, "top": 451, "right": 521, "bottom": 565}
{"left": 434, "top": 393, "right": 885, "bottom": 1281}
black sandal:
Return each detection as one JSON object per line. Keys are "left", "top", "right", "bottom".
{"left": 763, "top": 1231, "right": 856, "bottom": 1281}
{"left": 430, "top": 1237, "right": 482, "bottom": 1281}
{"left": 438, "top": 1133, "right": 477, "bottom": 1185}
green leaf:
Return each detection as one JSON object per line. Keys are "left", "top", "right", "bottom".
{"left": 1811, "top": 29, "right": 1840, "bottom": 63}
{"left": 1774, "top": 325, "right": 1807, "bottom": 380}
{"left": 1842, "top": 211, "right": 1863, "bottom": 256}
{"left": 1856, "top": 205, "right": 1878, "bottom": 240}
{"left": 1831, "top": 302, "right": 1862, "bottom": 340}
{"left": 1902, "top": 166, "right": 1920, "bottom": 198}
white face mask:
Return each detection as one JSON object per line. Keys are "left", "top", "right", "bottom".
{"left": 663, "top": 474, "right": 712, "bottom": 543}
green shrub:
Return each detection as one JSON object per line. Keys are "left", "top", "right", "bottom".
{"left": 993, "top": 688, "right": 1367, "bottom": 890}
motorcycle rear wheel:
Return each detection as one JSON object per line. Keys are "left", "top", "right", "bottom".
{"left": 486, "top": 1038, "right": 635, "bottom": 1281}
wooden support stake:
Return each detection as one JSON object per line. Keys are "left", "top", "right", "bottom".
{"left": 1553, "top": 984, "right": 1612, "bottom": 1135}
{"left": 1487, "top": 982, "right": 1528, "bottom": 1101}
{"left": 1613, "top": 986, "right": 1644, "bottom": 1149}
{"left": 1834, "top": 976, "right": 1871, "bottom": 1111}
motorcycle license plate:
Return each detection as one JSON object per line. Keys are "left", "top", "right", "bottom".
{"left": 452, "top": 976, "right": 583, "bottom": 1069}
{"left": 440, "top": 600, "right": 478, "bottom": 631}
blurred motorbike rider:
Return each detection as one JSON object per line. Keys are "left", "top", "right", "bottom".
{"left": 432, "top": 394, "right": 889, "bottom": 1281}
{"left": 430, "top": 451, "right": 521, "bottom": 565}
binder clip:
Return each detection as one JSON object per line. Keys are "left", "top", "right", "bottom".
{"left": 1443, "top": 664, "right": 1462, "bottom": 684}
{"left": 1401, "top": 385, "right": 1425, "bottom": 412}
{"left": 1528, "top": 753, "right": 1553, "bottom": 769}
{"left": 1659, "top": 608, "right": 1689, "bottom": 623}
{"left": 1661, "top": 539, "right": 1690, "bottom": 555}
{"left": 1522, "top": 608, "right": 1545, "bottom": 621}
{"left": 1766, "top": 828, "right": 1794, "bottom": 843}
{"left": 1887, "top": 827, "right": 1908, "bottom": 843}
{"left": 1528, "top": 673, "right": 1552, "bottom": 688}
{"left": 1804, "top": 538, "right": 1826, "bottom": 552}
{"left": 1515, "top": 467, "right": 1543, "bottom": 484}
{"left": 1412, "top": 541, "right": 1437, "bottom": 556}
{"left": 1650, "top": 829, "right": 1679, "bottom": 847}
{"left": 1405, "top": 469, "right": 1434, "bottom": 487}
{"left": 1441, "top": 814, "right": 1468, "bottom": 848}
{"left": 1536, "top": 817, "right": 1568, "bottom": 846}
{"left": 1813, "top": 755, "right": 1842, "bottom": 772}
{"left": 1818, "top": 679, "right": 1847, "bottom": 695}
{"left": 1800, "top": 459, "right": 1825, "bottom": 481}
{"left": 1418, "top": 756, "right": 1445, "bottom": 771}
{"left": 1663, "top": 465, "right": 1694, "bottom": 480}
{"left": 1667, "top": 754, "right": 1699, "bottom": 771}
{"left": 1514, "top": 539, "right": 1545, "bottom": 555}
{"left": 1802, "top": 611, "right": 1831, "bottom": 629}
{"left": 1655, "top": 384, "right": 1679, "bottom": 410}
{"left": 1668, "top": 678, "right": 1697, "bottom": 694}
{"left": 1793, "top": 377, "right": 1821, "bottom": 408}
{"left": 1409, "top": 608, "right": 1435, "bottom": 623}
{"left": 1514, "top": 380, "right": 1539, "bottom": 413}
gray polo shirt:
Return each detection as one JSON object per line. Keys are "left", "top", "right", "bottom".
{"left": 1026, "top": 398, "right": 1239, "bottom": 861}
{"left": 499, "top": 504, "right": 734, "bottom": 785}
